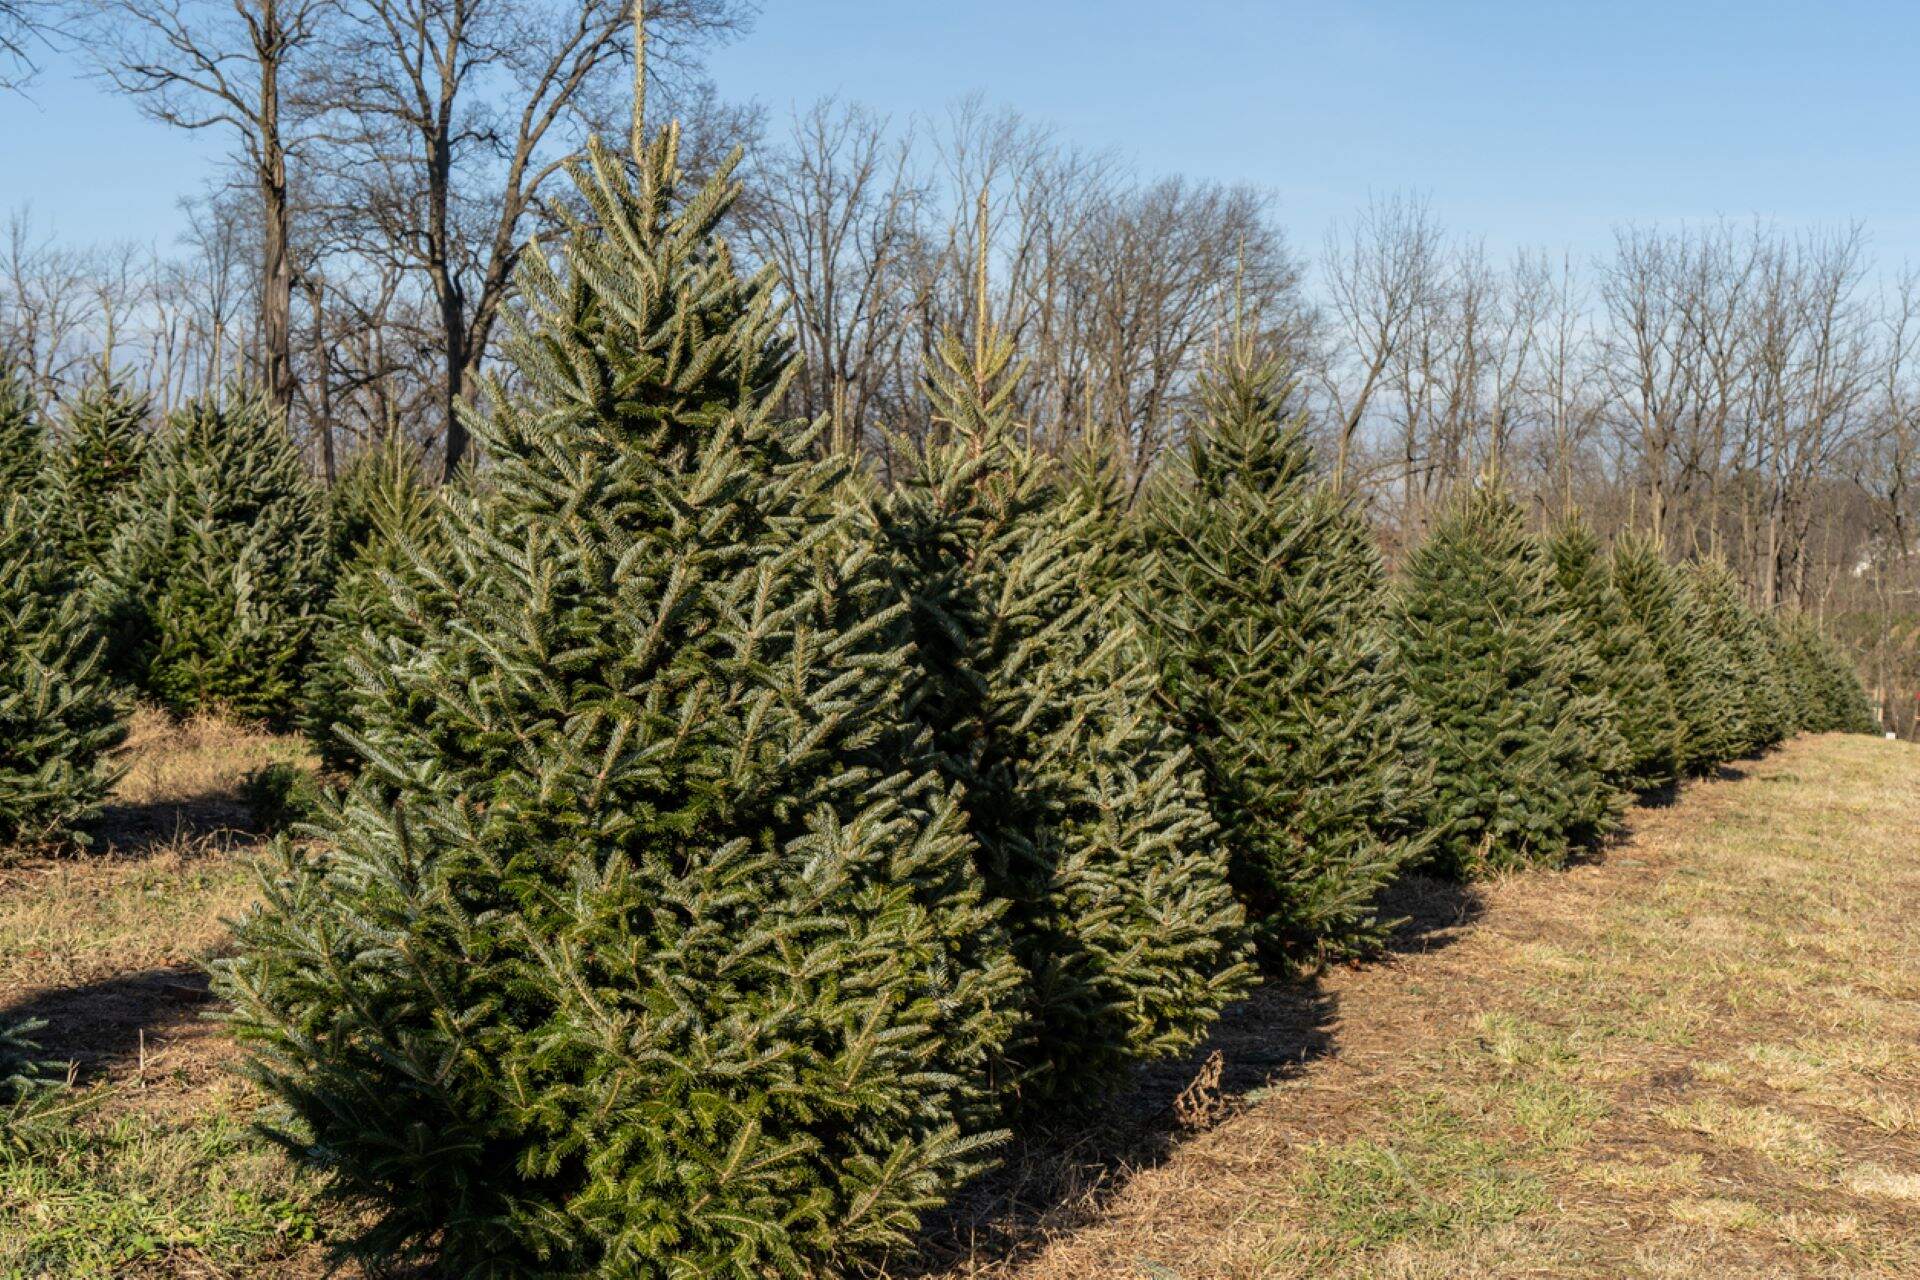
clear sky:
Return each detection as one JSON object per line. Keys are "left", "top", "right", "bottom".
{"left": 10, "top": 0, "right": 1920, "bottom": 272}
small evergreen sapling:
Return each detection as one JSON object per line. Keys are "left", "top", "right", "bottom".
{"left": 1547, "top": 517, "right": 1680, "bottom": 790}
{"left": 1393, "top": 486, "right": 1626, "bottom": 876}
{"left": 0, "top": 494, "right": 127, "bottom": 852}
{"left": 0, "top": 1015, "right": 67, "bottom": 1143}
{"left": 877, "top": 329, "right": 1251, "bottom": 1103}
{"left": 220, "top": 129, "right": 1024, "bottom": 1277}
{"left": 1141, "top": 345, "right": 1431, "bottom": 964}
{"left": 101, "top": 387, "right": 331, "bottom": 722}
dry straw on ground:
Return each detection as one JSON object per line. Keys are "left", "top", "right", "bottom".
{"left": 3, "top": 722, "right": 1918, "bottom": 1278}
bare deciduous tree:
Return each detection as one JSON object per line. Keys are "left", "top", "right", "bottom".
{"left": 82, "top": 0, "right": 336, "bottom": 420}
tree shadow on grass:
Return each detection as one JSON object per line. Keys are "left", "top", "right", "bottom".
{"left": 887, "top": 874, "right": 1483, "bottom": 1277}
{"left": 86, "top": 785, "right": 266, "bottom": 861}
{"left": 0, "top": 964, "right": 217, "bottom": 1081}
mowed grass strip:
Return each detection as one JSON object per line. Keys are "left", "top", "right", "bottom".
{"left": 0, "top": 708, "right": 350, "bottom": 1279}
{"left": 4, "top": 723, "right": 1918, "bottom": 1278}
{"left": 906, "top": 733, "right": 1920, "bottom": 1280}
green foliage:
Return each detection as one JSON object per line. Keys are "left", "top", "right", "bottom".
{"left": 0, "top": 494, "right": 127, "bottom": 852}
{"left": 239, "top": 760, "right": 326, "bottom": 833}
{"left": 1547, "top": 518, "right": 1680, "bottom": 790}
{"left": 1781, "top": 614, "right": 1878, "bottom": 734}
{"left": 0, "top": 372, "right": 44, "bottom": 496}
{"left": 1680, "top": 559, "right": 1793, "bottom": 757}
{"left": 1141, "top": 346, "right": 1430, "bottom": 964}
{"left": 878, "top": 329, "right": 1250, "bottom": 1103}
{"left": 46, "top": 368, "right": 148, "bottom": 573}
{"left": 1393, "top": 486, "right": 1626, "bottom": 877}
{"left": 1609, "top": 536, "right": 1738, "bottom": 775}
{"left": 304, "top": 434, "right": 442, "bottom": 772}
{"left": 0, "top": 1016, "right": 74, "bottom": 1153}
{"left": 101, "top": 388, "right": 331, "bottom": 724}
{"left": 219, "top": 129, "right": 1025, "bottom": 1278}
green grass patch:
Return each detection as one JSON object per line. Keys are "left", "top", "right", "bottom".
{"left": 1295, "top": 1090, "right": 1548, "bottom": 1249}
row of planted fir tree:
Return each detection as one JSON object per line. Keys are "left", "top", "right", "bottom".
{"left": 0, "top": 125, "right": 1879, "bottom": 1276}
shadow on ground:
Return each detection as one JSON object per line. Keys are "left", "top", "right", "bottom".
{"left": 887, "top": 874, "right": 1484, "bottom": 1277}
{"left": 87, "top": 786, "right": 266, "bottom": 860}
{"left": 0, "top": 965, "right": 216, "bottom": 1080}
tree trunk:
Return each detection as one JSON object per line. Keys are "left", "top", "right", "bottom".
{"left": 258, "top": 2, "right": 295, "bottom": 421}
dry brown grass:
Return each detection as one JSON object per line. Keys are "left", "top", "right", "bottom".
{"left": 5, "top": 721, "right": 1919, "bottom": 1277}
{"left": 893, "top": 734, "right": 1920, "bottom": 1280}
{"left": 0, "top": 706, "right": 341, "bottom": 1277}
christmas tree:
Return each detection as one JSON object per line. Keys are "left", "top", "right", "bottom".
{"left": 218, "top": 129, "right": 1025, "bottom": 1277}
{"left": 304, "top": 434, "right": 443, "bottom": 773}
{"left": 0, "top": 494, "right": 127, "bottom": 851}
{"left": 1141, "top": 344, "right": 1431, "bottom": 964}
{"left": 1609, "top": 535, "right": 1739, "bottom": 774}
{"left": 100, "top": 387, "right": 331, "bottom": 724}
{"left": 1682, "top": 558, "right": 1792, "bottom": 756}
{"left": 1393, "top": 485, "right": 1625, "bottom": 877}
{"left": 876, "top": 327, "right": 1250, "bottom": 1104}
{"left": 1782, "top": 615, "right": 1877, "bottom": 734}
{"left": 1547, "top": 516, "right": 1681, "bottom": 790}
{"left": 45, "top": 368, "right": 148, "bottom": 573}
{"left": 0, "top": 372, "right": 43, "bottom": 497}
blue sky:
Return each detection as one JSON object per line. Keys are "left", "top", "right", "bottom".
{"left": 10, "top": 0, "right": 1920, "bottom": 272}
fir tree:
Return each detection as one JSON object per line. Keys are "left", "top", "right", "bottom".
{"left": 877, "top": 328, "right": 1250, "bottom": 1104}
{"left": 0, "top": 494, "right": 127, "bottom": 851}
{"left": 1393, "top": 485, "right": 1626, "bottom": 877}
{"left": 219, "top": 129, "right": 1025, "bottom": 1277}
{"left": 1060, "top": 430, "right": 1144, "bottom": 601}
{"left": 45, "top": 368, "right": 148, "bottom": 572}
{"left": 1140, "top": 345, "right": 1431, "bottom": 964}
{"left": 1610, "top": 535, "right": 1740, "bottom": 774}
{"left": 100, "top": 388, "right": 331, "bottom": 723}
{"left": 0, "top": 1015, "right": 65, "bottom": 1141}
{"left": 0, "top": 372, "right": 43, "bottom": 497}
{"left": 1782, "top": 615, "right": 1877, "bottom": 733}
{"left": 1547, "top": 516, "right": 1681, "bottom": 790}
{"left": 304, "top": 434, "right": 442, "bottom": 773}
{"left": 1681, "top": 558, "right": 1792, "bottom": 757}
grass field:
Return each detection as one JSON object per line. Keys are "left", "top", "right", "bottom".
{"left": 3, "top": 718, "right": 1917, "bottom": 1278}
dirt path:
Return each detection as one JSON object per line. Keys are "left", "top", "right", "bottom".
{"left": 904, "top": 734, "right": 1920, "bottom": 1279}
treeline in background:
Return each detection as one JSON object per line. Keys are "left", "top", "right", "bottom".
{"left": 0, "top": 0, "right": 1914, "bottom": 737}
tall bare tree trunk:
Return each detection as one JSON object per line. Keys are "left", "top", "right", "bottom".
{"left": 258, "top": 0, "right": 295, "bottom": 421}
{"left": 308, "top": 277, "right": 335, "bottom": 481}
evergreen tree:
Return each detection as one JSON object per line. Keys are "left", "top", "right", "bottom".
{"left": 1681, "top": 558, "right": 1792, "bottom": 756}
{"left": 45, "top": 368, "right": 148, "bottom": 572}
{"left": 0, "top": 494, "right": 127, "bottom": 851}
{"left": 219, "top": 130, "right": 1025, "bottom": 1277}
{"left": 1782, "top": 615, "right": 1877, "bottom": 733}
{"left": 304, "top": 434, "right": 443, "bottom": 773}
{"left": 0, "top": 1015, "right": 65, "bottom": 1141}
{"left": 100, "top": 388, "right": 331, "bottom": 723}
{"left": 0, "top": 372, "right": 43, "bottom": 497}
{"left": 877, "top": 328, "right": 1250, "bottom": 1104}
{"left": 1547, "top": 517, "right": 1680, "bottom": 790}
{"left": 1140, "top": 345, "right": 1431, "bottom": 964}
{"left": 1610, "top": 535, "right": 1740, "bottom": 774}
{"left": 1060, "top": 430, "right": 1144, "bottom": 601}
{"left": 1393, "top": 486, "right": 1626, "bottom": 877}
